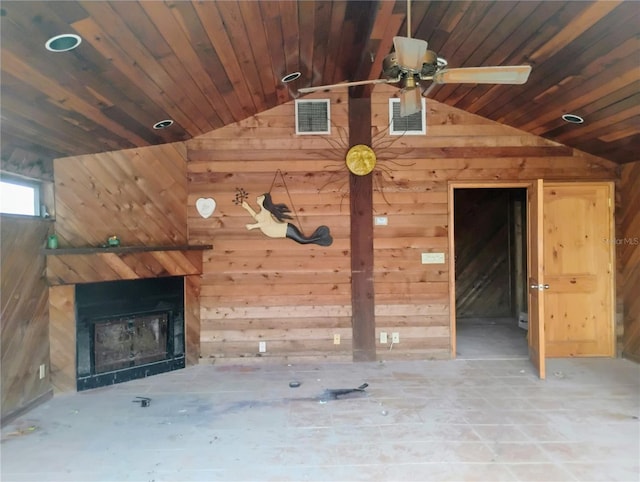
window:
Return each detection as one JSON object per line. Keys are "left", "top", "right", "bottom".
{"left": 389, "top": 98, "right": 427, "bottom": 135}
{"left": 0, "top": 177, "right": 41, "bottom": 216}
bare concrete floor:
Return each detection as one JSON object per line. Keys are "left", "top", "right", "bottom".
{"left": 2, "top": 358, "right": 639, "bottom": 482}
{"left": 456, "top": 318, "right": 528, "bottom": 360}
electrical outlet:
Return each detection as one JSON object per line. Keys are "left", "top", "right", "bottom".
{"left": 258, "top": 341, "right": 266, "bottom": 353}
{"left": 39, "top": 364, "right": 46, "bottom": 379}
{"left": 333, "top": 334, "right": 341, "bottom": 345}
{"left": 391, "top": 332, "right": 400, "bottom": 343}
{"left": 380, "top": 332, "right": 388, "bottom": 344}
{"left": 374, "top": 216, "right": 388, "bottom": 226}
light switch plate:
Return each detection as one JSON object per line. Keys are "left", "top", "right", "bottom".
{"left": 421, "top": 252, "right": 445, "bottom": 264}
{"left": 380, "top": 332, "right": 388, "bottom": 344}
{"left": 374, "top": 216, "right": 388, "bottom": 226}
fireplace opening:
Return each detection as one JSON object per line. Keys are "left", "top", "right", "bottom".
{"left": 76, "top": 276, "right": 185, "bottom": 391}
{"left": 94, "top": 312, "right": 169, "bottom": 374}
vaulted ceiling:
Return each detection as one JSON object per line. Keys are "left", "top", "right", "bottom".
{"left": 1, "top": 1, "right": 638, "bottom": 179}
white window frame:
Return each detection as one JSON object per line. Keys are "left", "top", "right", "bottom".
{"left": 0, "top": 175, "right": 42, "bottom": 216}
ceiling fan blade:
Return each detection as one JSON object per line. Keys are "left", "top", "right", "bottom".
{"left": 393, "top": 36, "right": 428, "bottom": 72}
{"left": 433, "top": 65, "right": 532, "bottom": 84}
{"left": 298, "top": 78, "right": 392, "bottom": 94}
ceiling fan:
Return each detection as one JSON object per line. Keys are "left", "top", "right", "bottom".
{"left": 298, "top": 0, "right": 532, "bottom": 117}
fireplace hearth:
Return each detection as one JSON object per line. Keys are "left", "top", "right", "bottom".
{"left": 76, "top": 276, "right": 185, "bottom": 391}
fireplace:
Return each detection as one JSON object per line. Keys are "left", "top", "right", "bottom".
{"left": 75, "top": 276, "right": 185, "bottom": 391}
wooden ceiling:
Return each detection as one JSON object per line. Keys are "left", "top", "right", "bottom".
{"left": 1, "top": 1, "right": 638, "bottom": 178}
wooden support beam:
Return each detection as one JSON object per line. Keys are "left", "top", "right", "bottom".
{"left": 349, "top": 96, "right": 376, "bottom": 362}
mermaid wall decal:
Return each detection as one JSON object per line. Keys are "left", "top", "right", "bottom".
{"left": 240, "top": 192, "right": 333, "bottom": 247}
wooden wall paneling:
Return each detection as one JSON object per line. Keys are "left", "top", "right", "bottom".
{"left": 1, "top": 217, "right": 52, "bottom": 420}
{"left": 454, "top": 189, "right": 513, "bottom": 318}
{"left": 620, "top": 161, "right": 640, "bottom": 362}
{"left": 46, "top": 249, "right": 204, "bottom": 286}
{"left": 54, "top": 143, "right": 188, "bottom": 248}
{"left": 48, "top": 285, "right": 76, "bottom": 393}
{"left": 369, "top": 84, "right": 617, "bottom": 361}
{"left": 185, "top": 275, "right": 201, "bottom": 365}
{"left": 188, "top": 90, "right": 354, "bottom": 362}
{"left": 188, "top": 84, "right": 618, "bottom": 364}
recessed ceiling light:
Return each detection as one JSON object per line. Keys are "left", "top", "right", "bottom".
{"left": 45, "top": 34, "right": 82, "bottom": 52}
{"left": 281, "top": 72, "right": 301, "bottom": 83}
{"left": 153, "top": 119, "right": 174, "bottom": 129}
{"left": 562, "top": 114, "right": 584, "bottom": 124}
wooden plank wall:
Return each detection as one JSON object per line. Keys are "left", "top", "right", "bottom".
{"left": 49, "top": 141, "right": 201, "bottom": 391}
{"left": 620, "top": 161, "right": 640, "bottom": 362}
{"left": 53, "top": 142, "right": 189, "bottom": 248}
{"left": 187, "top": 90, "right": 354, "bottom": 362}
{"left": 187, "top": 85, "right": 618, "bottom": 363}
{"left": 1, "top": 216, "right": 52, "bottom": 420}
{"left": 454, "top": 189, "right": 513, "bottom": 318}
{"left": 48, "top": 285, "right": 76, "bottom": 393}
{"left": 46, "top": 250, "right": 204, "bottom": 285}
{"left": 369, "top": 85, "right": 618, "bottom": 360}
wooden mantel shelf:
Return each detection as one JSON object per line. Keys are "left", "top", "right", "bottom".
{"left": 43, "top": 244, "right": 212, "bottom": 255}
{"left": 45, "top": 244, "right": 213, "bottom": 286}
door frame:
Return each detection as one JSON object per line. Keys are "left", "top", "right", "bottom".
{"left": 448, "top": 180, "right": 617, "bottom": 367}
{"left": 448, "top": 181, "right": 534, "bottom": 359}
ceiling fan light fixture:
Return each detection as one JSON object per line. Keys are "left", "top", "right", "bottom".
{"left": 281, "top": 72, "right": 301, "bottom": 83}
{"left": 393, "top": 36, "right": 428, "bottom": 72}
{"left": 45, "top": 34, "right": 82, "bottom": 52}
{"left": 153, "top": 119, "right": 174, "bottom": 129}
{"left": 399, "top": 80, "right": 422, "bottom": 117}
{"left": 562, "top": 114, "right": 584, "bottom": 124}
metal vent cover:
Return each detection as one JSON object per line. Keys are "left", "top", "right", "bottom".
{"left": 389, "top": 98, "right": 427, "bottom": 135}
{"left": 295, "top": 99, "right": 331, "bottom": 135}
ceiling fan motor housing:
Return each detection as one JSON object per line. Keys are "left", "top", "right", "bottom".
{"left": 383, "top": 49, "right": 441, "bottom": 82}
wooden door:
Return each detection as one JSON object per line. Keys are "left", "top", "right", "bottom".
{"left": 528, "top": 180, "right": 545, "bottom": 378}
{"left": 543, "top": 182, "right": 615, "bottom": 357}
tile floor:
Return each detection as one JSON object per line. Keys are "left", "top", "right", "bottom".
{"left": 2, "top": 356, "right": 639, "bottom": 482}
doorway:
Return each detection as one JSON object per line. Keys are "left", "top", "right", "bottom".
{"left": 453, "top": 188, "right": 528, "bottom": 359}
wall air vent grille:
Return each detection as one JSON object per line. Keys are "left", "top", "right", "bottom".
{"left": 389, "top": 98, "right": 427, "bottom": 135}
{"left": 295, "top": 99, "right": 331, "bottom": 135}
